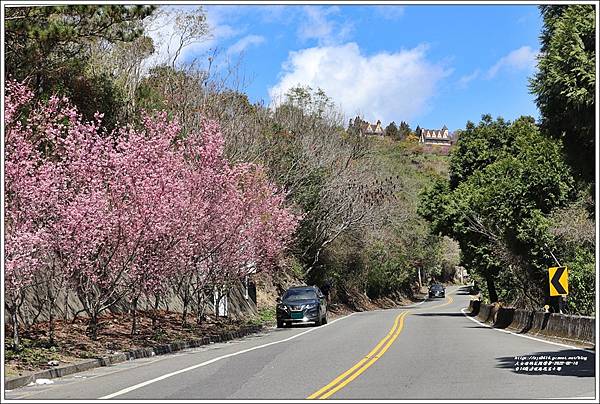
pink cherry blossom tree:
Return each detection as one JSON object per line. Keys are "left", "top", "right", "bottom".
{"left": 4, "top": 81, "right": 69, "bottom": 349}
{"left": 5, "top": 82, "right": 300, "bottom": 342}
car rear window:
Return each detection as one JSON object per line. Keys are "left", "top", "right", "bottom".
{"left": 283, "top": 289, "right": 317, "bottom": 301}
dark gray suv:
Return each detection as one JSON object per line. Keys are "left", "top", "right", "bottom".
{"left": 429, "top": 284, "right": 446, "bottom": 298}
{"left": 276, "top": 286, "right": 327, "bottom": 328}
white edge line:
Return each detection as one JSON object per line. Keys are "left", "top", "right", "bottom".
{"left": 99, "top": 312, "right": 357, "bottom": 399}
{"left": 403, "top": 299, "right": 427, "bottom": 309}
{"left": 460, "top": 308, "right": 595, "bottom": 353}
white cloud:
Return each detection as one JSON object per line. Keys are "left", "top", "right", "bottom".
{"left": 297, "top": 6, "right": 352, "bottom": 45}
{"left": 457, "top": 69, "right": 480, "bottom": 88}
{"left": 227, "top": 35, "right": 265, "bottom": 56}
{"left": 269, "top": 43, "right": 451, "bottom": 124}
{"left": 258, "top": 5, "right": 296, "bottom": 24}
{"left": 373, "top": 6, "right": 405, "bottom": 20}
{"left": 486, "top": 46, "right": 538, "bottom": 78}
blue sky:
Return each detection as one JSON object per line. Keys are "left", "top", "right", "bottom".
{"left": 159, "top": 4, "right": 543, "bottom": 132}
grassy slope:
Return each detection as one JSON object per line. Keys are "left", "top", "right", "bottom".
{"left": 369, "top": 137, "right": 450, "bottom": 217}
{"left": 378, "top": 137, "right": 448, "bottom": 179}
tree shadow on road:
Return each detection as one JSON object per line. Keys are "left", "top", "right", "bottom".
{"left": 413, "top": 312, "right": 466, "bottom": 317}
{"left": 496, "top": 349, "right": 594, "bottom": 378}
{"left": 284, "top": 323, "right": 315, "bottom": 329}
{"left": 455, "top": 286, "right": 476, "bottom": 295}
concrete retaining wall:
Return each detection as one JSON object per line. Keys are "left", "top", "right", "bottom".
{"left": 508, "top": 308, "right": 534, "bottom": 333}
{"left": 493, "top": 307, "right": 515, "bottom": 329}
{"left": 8, "top": 278, "right": 258, "bottom": 325}
{"left": 477, "top": 303, "right": 491, "bottom": 322}
{"left": 468, "top": 300, "right": 481, "bottom": 316}
{"left": 538, "top": 313, "right": 595, "bottom": 342}
{"left": 467, "top": 302, "right": 595, "bottom": 345}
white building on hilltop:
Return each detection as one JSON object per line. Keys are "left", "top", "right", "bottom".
{"left": 417, "top": 125, "right": 452, "bottom": 145}
{"left": 349, "top": 117, "right": 384, "bottom": 137}
{"left": 360, "top": 119, "right": 384, "bottom": 136}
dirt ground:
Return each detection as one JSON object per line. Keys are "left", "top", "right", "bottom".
{"left": 4, "top": 310, "right": 256, "bottom": 379}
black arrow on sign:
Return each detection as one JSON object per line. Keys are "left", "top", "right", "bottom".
{"left": 551, "top": 267, "right": 567, "bottom": 295}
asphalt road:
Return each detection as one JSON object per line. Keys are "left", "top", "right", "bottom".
{"left": 5, "top": 285, "right": 596, "bottom": 400}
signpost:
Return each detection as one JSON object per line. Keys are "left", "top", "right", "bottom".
{"left": 545, "top": 244, "right": 568, "bottom": 313}
{"left": 548, "top": 266, "right": 568, "bottom": 296}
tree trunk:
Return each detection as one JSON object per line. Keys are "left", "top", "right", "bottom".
{"left": 151, "top": 294, "right": 161, "bottom": 330}
{"left": 48, "top": 301, "right": 55, "bottom": 345}
{"left": 130, "top": 296, "right": 139, "bottom": 336}
{"left": 47, "top": 284, "right": 56, "bottom": 345}
{"left": 486, "top": 276, "right": 498, "bottom": 303}
{"left": 180, "top": 287, "right": 190, "bottom": 327}
{"left": 10, "top": 307, "right": 21, "bottom": 351}
{"left": 195, "top": 290, "right": 206, "bottom": 325}
{"left": 88, "top": 312, "right": 99, "bottom": 340}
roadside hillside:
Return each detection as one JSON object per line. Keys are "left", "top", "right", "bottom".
{"left": 309, "top": 136, "right": 460, "bottom": 309}
{"left": 253, "top": 136, "right": 459, "bottom": 315}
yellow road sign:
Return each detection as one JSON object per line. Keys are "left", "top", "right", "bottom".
{"left": 549, "top": 266, "right": 568, "bottom": 296}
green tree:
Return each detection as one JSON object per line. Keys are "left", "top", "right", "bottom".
{"left": 385, "top": 121, "right": 399, "bottom": 139}
{"left": 527, "top": 5, "right": 595, "bottom": 315}
{"left": 419, "top": 116, "right": 575, "bottom": 306}
{"left": 5, "top": 5, "right": 155, "bottom": 129}
{"left": 399, "top": 121, "right": 412, "bottom": 140}
{"left": 5, "top": 5, "right": 155, "bottom": 83}
{"left": 529, "top": 5, "right": 596, "bottom": 185}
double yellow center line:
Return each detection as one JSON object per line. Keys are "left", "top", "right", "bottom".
{"left": 308, "top": 295, "right": 454, "bottom": 400}
{"left": 307, "top": 310, "right": 410, "bottom": 399}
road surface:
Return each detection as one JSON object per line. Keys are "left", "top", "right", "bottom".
{"left": 5, "top": 285, "right": 596, "bottom": 400}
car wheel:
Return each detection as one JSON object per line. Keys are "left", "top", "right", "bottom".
{"left": 322, "top": 313, "right": 328, "bottom": 324}
{"left": 276, "top": 319, "right": 283, "bottom": 328}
